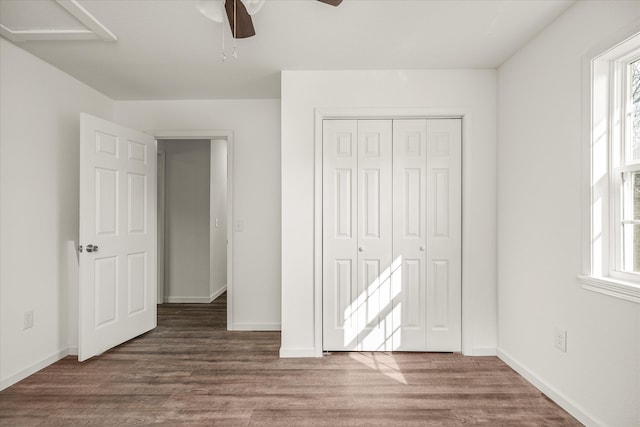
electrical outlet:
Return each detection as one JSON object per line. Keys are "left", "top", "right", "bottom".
{"left": 23, "top": 310, "right": 34, "bottom": 330}
{"left": 554, "top": 327, "right": 567, "bottom": 352}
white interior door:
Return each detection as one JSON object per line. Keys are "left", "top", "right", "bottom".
{"left": 322, "top": 120, "right": 358, "bottom": 350}
{"left": 79, "top": 113, "right": 157, "bottom": 361}
{"left": 323, "top": 119, "right": 392, "bottom": 351}
{"left": 424, "top": 119, "right": 461, "bottom": 351}
{"left": 323, "top": 118, "right": 461, "bottom": 352}
{"left": 392, "top": 119, "right": 462, "bottom": 351}
{"left": 392, "top": 119, "right": 428, "bottom": 351}
{"left": 356, "top": 120, "right": 393, "bottom": 351}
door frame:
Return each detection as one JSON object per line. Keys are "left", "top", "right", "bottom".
{"left": 154, "top": 130, "right": 235, "bottom": 330}
{"left": 313, "top": 107, "right": 472, "bottom": 357}
{"left": 157, "top": 151, "right": 166, "bottom": 304}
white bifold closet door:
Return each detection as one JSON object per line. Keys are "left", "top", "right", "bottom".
{"left": 323, "top": 118, "right": 461, "bottom": 352}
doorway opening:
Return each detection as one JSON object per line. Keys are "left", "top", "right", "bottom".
{"left": 155, "top": 132, "right": 234, "bottom": 328}
{"left": 321, "top": 118, "right": 462, "bottom": 353}
{"left": 312, "top": 108, "right": 472, "bottom": 357}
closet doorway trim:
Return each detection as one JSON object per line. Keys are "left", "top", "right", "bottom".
{"left": 313, "top": 107, "right": 473, "bottom": 357}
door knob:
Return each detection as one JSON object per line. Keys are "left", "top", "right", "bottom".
{"left": 419, "top": 246, "right": 425, "bottom": 252}
{"left": 358, "top": 246, "right": 364, "bottom": 252}
{"left": 86, "top": 244, "right": 99, "bottom": 253}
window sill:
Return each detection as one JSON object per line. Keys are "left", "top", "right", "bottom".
{"left": 578, "top": 275, "right": 640, "bottom": 304}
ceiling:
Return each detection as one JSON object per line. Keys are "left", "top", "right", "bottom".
{"left": 0, "top": 0, "right": 575, "bottom": 100}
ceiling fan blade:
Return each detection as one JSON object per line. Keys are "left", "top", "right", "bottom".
{"left": 317, "top": 0, "right": 343, "bottom": 6}
{"left": 225, "top": 0, "right": 256, "bottom": 38}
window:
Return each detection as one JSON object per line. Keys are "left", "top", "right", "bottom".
{"left": 579, "top": 32, "right": 640, "bottom": 304}
{"left": 615, "top": 58, "right": 640, "bottom": 277}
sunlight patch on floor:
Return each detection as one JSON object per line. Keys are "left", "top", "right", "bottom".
{"left": 349, "top": 352, "right": 408, "bottom": 385}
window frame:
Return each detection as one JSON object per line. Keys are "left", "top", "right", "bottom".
{"left": 579, "top": 28, "right": 640, "bottom": 304}
{"left": 612, "top": 54, "right": 640, "bottom": 282}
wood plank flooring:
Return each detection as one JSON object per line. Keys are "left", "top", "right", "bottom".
{"left": 0, "top": 293, "right": 581, "bottom": 426}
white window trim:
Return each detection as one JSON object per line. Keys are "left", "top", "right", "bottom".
{"left": 579, "top": 22, "right": 640, "bottom": 305}
{"left": 577, "top": 275, "right": 640, "bottom": 304}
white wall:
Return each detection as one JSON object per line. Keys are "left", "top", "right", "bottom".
{"left": 114, "top": 100, "right": 281, "bottom": 329}
{"left": 281, "top": 70, "right": 497, "bottom": 357}
{"left": 0, "top": 38, "right": 114, "bottom": 388}
{"left": 210, "top": 140, "right": 228, "bottom": 299}
{"left": 497, "top": 2, "right": 640, "bottom": 426}
{"left": 161, "top": 139, "right": 211, "bottom": 301}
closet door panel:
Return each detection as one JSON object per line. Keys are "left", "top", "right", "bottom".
{"left": 357, "top": 120, "right": 393, "bottom": 351}
{"left": 392, "top": 119, "right": 428, "bottom": 351}
{"left": 425, "top": 119, "right": 462, "bottom": 351}
{"left": 323, "top": 120, "right": 359, "bottom": 351}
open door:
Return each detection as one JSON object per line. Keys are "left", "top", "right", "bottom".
{"left": 79, "top": 113, "right": 157, "bottom": 361}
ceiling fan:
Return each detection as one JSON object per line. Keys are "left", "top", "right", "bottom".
{"left": 197, "top": 0, "right": 343, "bottom": 39}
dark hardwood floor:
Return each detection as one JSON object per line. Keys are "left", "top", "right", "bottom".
{"left": 0, "top": 293, "right": 581, "bottom": 426}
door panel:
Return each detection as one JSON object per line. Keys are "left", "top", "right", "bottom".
{"left": 323, "top": 120, "right": 358, "bottom": 350}
{"left": 95, "top": 256, "right": 118, "bottom": 327}
{"left": 392, "top": 119, "right": 428, "bottom": 350}
{"left": 357, "top": 120, "right": 392, "bottom": 351}
{"left": 127, "top": 252, "right": 147, "bottom": 315}
{"left": 425, "top": 119, "right": 462, "bottom": 351}
{"left": 434, "top": 169, "right": 450, "bottom": 237}
{"left": 335, "top": 169, "right": 353, "bottom": 238}
{"left": 95, "top": 168, "right": 118, "bottom": 235}
{"left": 79, "top": 113, "right": 157, "bottom": 361}
{"left": 128, "top": 173, "right": 147, "bottom": 233}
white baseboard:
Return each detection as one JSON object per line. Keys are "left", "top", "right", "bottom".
{"left": 164, "top": 287, "right": 227, "bottom": 304}
{"left": 210, "top": 286, "right": 227, "bottom": 302}
{"left": 67, "top": 346, "right": 78, "bottom": 356}
{"left": 279, "top": 347, "right": 318, "bottom": 358}
{"left": 0, "top": 348, "right": 70, "bottom": 391}
{"left": 497, "top": 348, "right": 603, "bottom": 427}
{"left": 164, "top": 296, "right": 214, "bottom": 303}
{"left": 231, "top": 322, "right": 281, "bottom": 331}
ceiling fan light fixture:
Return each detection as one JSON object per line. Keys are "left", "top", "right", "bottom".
{"left": 241, "top": 0, "right": 265, "bottom": 15}
{"left": 197, "top": 0, "right": 225, "bottom": 23}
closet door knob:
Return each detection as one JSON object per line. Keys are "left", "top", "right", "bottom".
{"left": 419, "top": 246, "right": 425, "bottom": 252}
{"left": 358, "top": 246, "right": 365, "bottom": 252}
